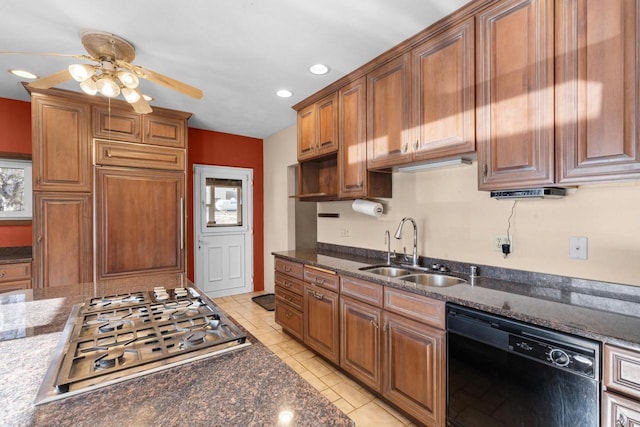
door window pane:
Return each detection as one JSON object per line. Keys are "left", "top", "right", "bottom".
{"left": 205, "top": 178, "right": 242, "bottom": 227}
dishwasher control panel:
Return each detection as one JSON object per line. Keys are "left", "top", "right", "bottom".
{"left": 509, "top": 335, "right": 596, "bottom": 378}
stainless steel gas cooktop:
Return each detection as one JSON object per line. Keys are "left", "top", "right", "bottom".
{"left": 35, "top": 287, "right": 250, "bottom": 405}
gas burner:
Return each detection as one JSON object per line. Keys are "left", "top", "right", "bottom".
{"left": 98, "top": 321, "right": 127, "bottom": 333}
{"left": 91, "top": 294, "right": 145, "bottom": 309}
{"left": 95, "top": 348, "right": 125, "bottom": 369}
{"left": 183, "top": 330, "right": 207, "bottom": 346}
{"left": 171, "top": 308, "right": 189, "bottom": 319}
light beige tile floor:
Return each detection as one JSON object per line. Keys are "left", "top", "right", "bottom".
{"left": 213, "top": 292, "right": 416, "bottom": 426}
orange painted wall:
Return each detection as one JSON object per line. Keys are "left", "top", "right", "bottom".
{"left": 187, "top": 128, "right": 264, "bottom": 291}
{"left": 0, "top": 97, "right": 32, "bottom": 247}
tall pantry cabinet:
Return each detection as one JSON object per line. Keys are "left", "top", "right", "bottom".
{"left": 29, "top": 87, "right": 190, "bottom": 287}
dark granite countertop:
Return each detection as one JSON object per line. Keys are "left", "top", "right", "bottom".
{"left": 273, "top": 249, "right": 640, "bottom": 351}
{"left": 0, "top": 246, "right": 32, "bottom": 264}
{"left": 0, "top": 273, "right": 353, "bottom": 427}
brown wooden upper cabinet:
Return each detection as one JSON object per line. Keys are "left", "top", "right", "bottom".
{"left": 297, "top": 93, "right": 338, "bottom": 161}
{"left": 93, "top": 106, "right": 142, "bottom": 143}
{"left": 367, "top": 54, "right": 412, "bottom": 169}
{"left": 32, "top": 94, "right": 91, "bottom": 192}
{"left": 412, "top": 17, "right": 475, "bottom": 163}
{"left": 555, "top": 0, "right": 640, "bottom": 184}
{"left": 476, "top": 0, "right": 555, "bottom": 190}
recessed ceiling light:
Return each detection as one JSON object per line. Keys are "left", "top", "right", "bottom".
{"left": 276, "top": 89, "right": 293, "bottom": 98}
{"left": 142, "top": 94, "right": 154, "bottom": 101}
{"left": 309, "top": 64, "right": 330, "bottom": 75}
{"left": 9, "top": 69, "right": 38, "bottom": 79}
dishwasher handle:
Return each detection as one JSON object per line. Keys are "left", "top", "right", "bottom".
{"left": 447, "top": 310, "right": 510, "bottom": 351}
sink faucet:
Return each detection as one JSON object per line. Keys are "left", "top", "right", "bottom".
{"left": 394, "top": 217, "right": 418, "bottom": 267}
{"left": 384, "top": 230, "right": 393, "bottom": 265}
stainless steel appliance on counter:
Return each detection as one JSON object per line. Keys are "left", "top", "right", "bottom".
{"left": 446, "top": 304, "right": 600, "bottom": 427}
{"left": 36, "top": 286, "right": 250, "bottom": 404}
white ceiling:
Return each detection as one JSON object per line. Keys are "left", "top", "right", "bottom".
{"left": 0, "top": 0, "right": 469, "bottom": 139}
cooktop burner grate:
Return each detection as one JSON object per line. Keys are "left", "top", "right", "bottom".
{"left": 37, "top": 287, "right": 249, "bottom": 402}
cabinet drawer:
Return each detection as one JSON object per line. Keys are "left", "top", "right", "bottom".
{"left": 275, "top": 272, "right": 304, "bottom": 296}
{"left": 275, "top": 300, "right": 303, "bottom": 341}
{"left": 275, "top": 285, "right": 303, "bottom": 311}
{"left": 0, "top": 280, "right": 31, "bottom": 293}
{"left": 605, "top": 344, "right": 640, "bottom": 400}
{"left": 602, "top": 391, "right": 640, "bottom": 427}
{"left": 93, "top": 106, "right": 141, "bottom": 142}
{"left": 340, "top": 275, "right": 383, "bottom": 307}
{"left": 274, "top": 258, "right": 303, "bottom": 280}
{"left": 94, "top": 139, "right": 185, "bottom": 171}
{"left": 0, "top": 262, "right": 31, "bottom": 283}
{"left": 304, "top": 265, "right": 339, "bottom": 292}
{"left": 384, "top": 287, "right": 445, "bottom": 329}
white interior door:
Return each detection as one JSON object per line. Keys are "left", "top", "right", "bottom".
{"left": 194, "top": 165, "right": 253, "bottom": 298}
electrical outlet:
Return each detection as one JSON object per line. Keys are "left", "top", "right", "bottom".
{"left": 340, "top": 227, "right": 350, "bottom": 237}
{"left": 494, "top": 235, "right": 513, "bottom": 252}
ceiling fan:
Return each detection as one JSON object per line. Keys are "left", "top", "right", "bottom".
{"left": 2, "top": 30, "right": 203, "bottom": 114}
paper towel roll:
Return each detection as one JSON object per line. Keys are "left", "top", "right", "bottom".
{"left": 352, "top": 199, "right": 383, "bottom": 217}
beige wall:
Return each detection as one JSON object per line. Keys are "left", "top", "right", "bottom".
{"left": 263, "top": 125, "right": 298, "bottom": 292}
{"left": 318, "top": 164, "right": 640, "bottom": 286}
{"left": 265, "top": 124, "right": 640, "bottom": 287}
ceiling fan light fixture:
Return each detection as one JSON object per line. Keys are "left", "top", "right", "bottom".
{"left": 79, "top": 77, "right": 98, "bottom": 95}
{"left": 117, "top": 70, "right": 139, "bottom": 89}
{"left": 142, "top": 94, "right": 154, "bottom": 101}
{"left": 68, "top": 64, "right": 95, "bottom": 82}
{"left": 121, "top": 87, "right": 141, "bottom": 103}
{"left": 96, "top": 76, "right": 120, "bottom": 98}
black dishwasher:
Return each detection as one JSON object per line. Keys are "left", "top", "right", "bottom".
{"left": 446, "top": 304, "right": 600, "bottom": 427}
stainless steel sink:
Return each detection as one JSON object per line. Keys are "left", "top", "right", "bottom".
{"left": 359, "top": 265, "right": 414, "bottom": 277}
{"left": 401, "top": 273, "right": 466, "bottom": 287}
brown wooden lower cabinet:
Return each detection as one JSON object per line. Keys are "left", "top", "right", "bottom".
{"left": 274, "top": 298, "right": 304, "bottom": 341}
{"left": 0, "top": 262, "right": 32, "bottom": 293}
{"left": 33, "top": 192, "right": 92, "bottom": 288}
{"left": 303, "top": 283, "right": 340, "bottom": 364}
{"left": 383, "top": 311, "right": 445, "bottom": 427}
{"left": 603, "top": 391, "right": 640, "bottom": 427}
{"left": 340, "top": 296, "right": 383, "bottom": 392}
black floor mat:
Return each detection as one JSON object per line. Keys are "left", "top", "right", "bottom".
{"left": 252, "top": 293, "right": 275, "bottom": 311}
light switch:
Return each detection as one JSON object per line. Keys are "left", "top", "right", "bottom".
{"left": 569, "top": 236, "right": 588, "bottom": 260}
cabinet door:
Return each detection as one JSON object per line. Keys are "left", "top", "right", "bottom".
{"left": 95, "top": 167, "right": 184, "bottom": 279}
{"left": 143, "top": 114, "right": 186, "bottom": 148}
{"left": 297, "top": 104, "right": 317, "bottom": 161}
{"left": 33, "top": 193, "right": 92, "bottom": 287}
{"left": 338, "top": 77, "right": 367, "bottom": 198}
{"left": 476, "top": 0, "right": 555, "bottom": 190}
{"left": 556, "top": 0, "right": 640, "bottom": 184}
{"left": 32, "top": 95, "right": 91, "bottom": 192}
{"left": 316, "top": 93, "right": 339, "bottom": 157}
{"left": 303, "top": 283, "right": 340, "bottom": 364}
{"left": 603, "top": 392, "right": 640, "bottom": 427}
{"left": 367, "top": 53, "right": 412, "bottom": 169}
{"left": 383, "top": 311, "right": 445, "bottom": 427}
{"left": 340, "top": 296, "right": 383, "bottom": 392}
{"left": 93, "top": 106, "right": 141, "bottom": 143}
{"left": 412, "top": 17, "right": 475, "bottom": 161}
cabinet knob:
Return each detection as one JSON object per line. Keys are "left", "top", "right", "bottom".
{"left": 36, "top": 176, "right": 41, "bottom": 184}
{"left": 313, "top": 291, "right": 324, "bottom": 300}
{"left": 37, "top": 235, "right": 43, "bottom": 244}
{"left": 284, "top": 281, "right": 292, "bottom": 288}
{"left": 283, "top": 266, "right": 292, "bottom": 273}
{"left": 482, "top": 164, "right": 488, "bottom": 177}
{"left": 0, "top": 271, "right": 5, "bottom": 278}
{"left": 414, "top": 140, "right": 419, "bottom": 151}
{"left": 383, "top": 322, "right": 389, "bottom": 333}
{"left": 106, "top": 149, "right": 112, "bottom": 158}
{"left": 284, "top": 295, "right": 292, "bottom": 302}
{"left": 402, "top": 142, "right": 408, "bottom": 153}
{"left": 371, "top": 319, "right": 379, "bottom": 329}
{"left": 314, "top": 278, "right": 325, "bottom": 285}
{"left": 285, "top": 311, "right": 293, "bottom": 319}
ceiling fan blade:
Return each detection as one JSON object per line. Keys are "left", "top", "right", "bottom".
{"left": 129, "top": 64, "right": 203, "bottom": 99}
{"left": 130, "top": 89, "right": 153, "bottom": 114}
{"left": 0, "top": 51, "right": 94, "bottom": 61}
{"left": 28, "top": 69, "right": 73, "bottom": 89}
